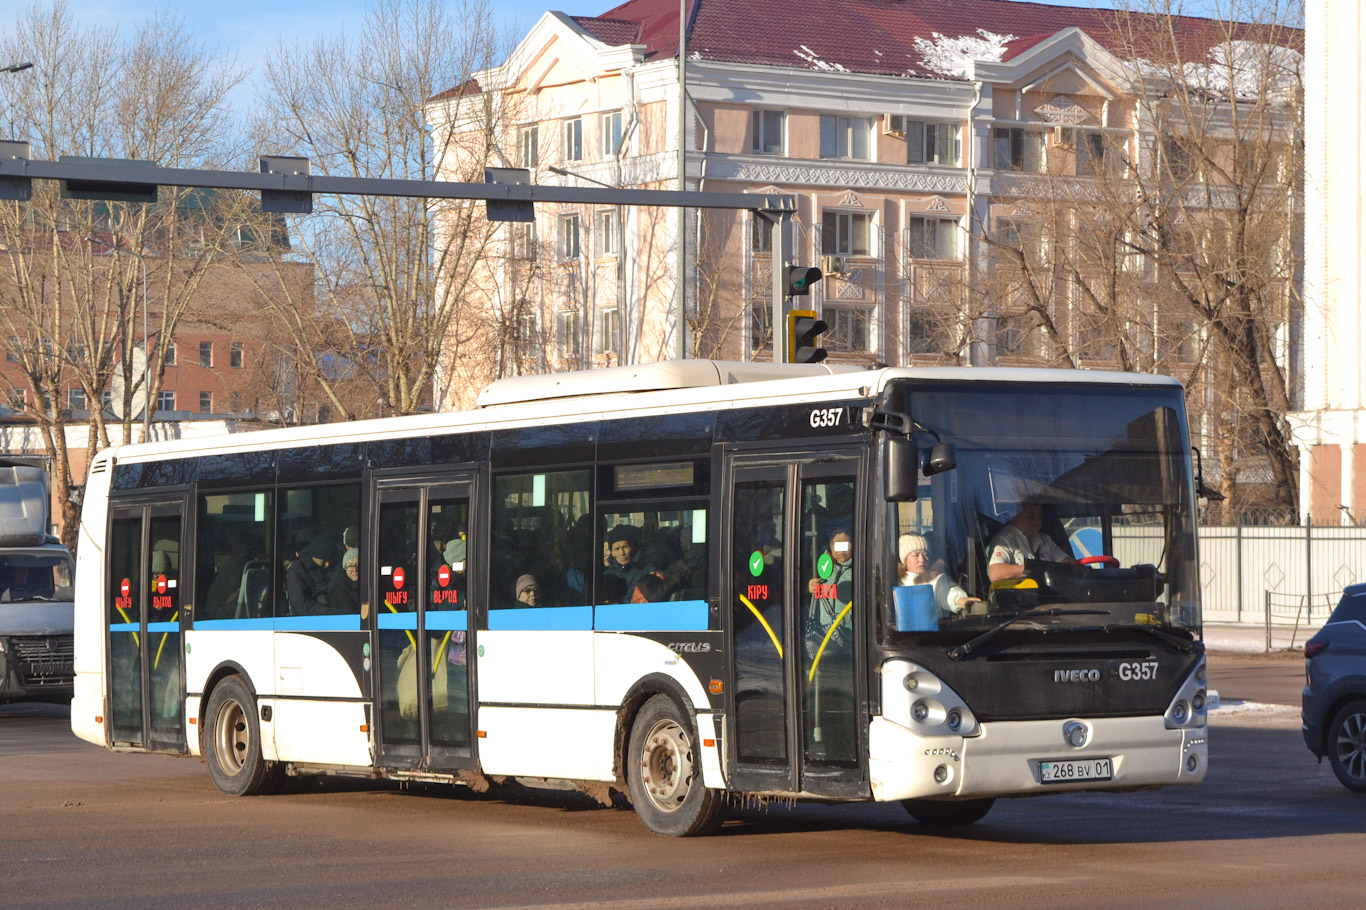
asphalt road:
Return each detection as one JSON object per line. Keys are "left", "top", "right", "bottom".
{"left": 2, "top": 649, "right": 1355, "bottom": 910}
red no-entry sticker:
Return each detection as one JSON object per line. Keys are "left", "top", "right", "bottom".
{"left": 120, "top": 578, "right": 130, "bottom": 598}
{"left": 438, "top": 564, "right": 451, "bottom": 588}
{"left": 393, "top": 567, "right": 406, "bottom": 590}
{"left": 156, "top": 574, "right": 167, "bottom": 594}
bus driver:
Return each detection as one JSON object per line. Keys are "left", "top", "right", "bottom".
{"left": 986, "top": 500, "right": 1073, "bottom": 582}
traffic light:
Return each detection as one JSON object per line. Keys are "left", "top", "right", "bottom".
{"left": 788, "top": 309, "right": 828, "bottom": 364}
{"left": 785, "top": 264, "right": 822, "bottom": 296}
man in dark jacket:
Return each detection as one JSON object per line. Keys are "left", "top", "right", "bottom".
{"left": 287, "top": 534, "right": 336, "bottom": 615}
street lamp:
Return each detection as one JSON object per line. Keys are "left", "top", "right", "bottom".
{"left": 88, "top": 237, "right": 152, "bottom": 443}
{"left": 548, "top": 165, "right": 628, "bottom": 366}
{"left": 1, "top": 62, "right": 33, "bottom": 74}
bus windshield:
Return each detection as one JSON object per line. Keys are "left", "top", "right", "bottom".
{"left": 886, "top": 383, "right": 1197, "bottom": 642}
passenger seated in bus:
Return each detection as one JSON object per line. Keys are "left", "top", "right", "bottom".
{"left": 986, "top": 500, "right": 1073, "bottom": 582}
{"left": 286, "top": 534, "right": 335, "bottom": 615}
{"left": 603, "top": 524, "right": 648, "bottom": 603}
{"left": 806, "top": 527, "right": 854, "bottom": 654}
{"left": 514, "top": 574, "right": 539, "bottom": 606}
{"left": 896, "top": 533, "right": 978, "bottom": 617}
{"left": 204, "top": 534, "right": 252, "bottom": 619}
{"left": 329, "top": 547, "right": 361, "bottom": 617}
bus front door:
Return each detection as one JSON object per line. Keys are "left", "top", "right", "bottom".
{"left": 725, "top": 454, "right": 866, "bottom": 797}
{"left": 107, "top": 498, "right": 187, "bottom": 752}
{"left": 373, "top": 478, "right": 477, "bottom": 771}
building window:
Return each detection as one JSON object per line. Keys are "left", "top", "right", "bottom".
{"left": 230, "top": 391, "right": 242, "bottom": 412}
{"left": 199, "top": 391, "right": 213, "bottom": 414}
{"left": 230, "top": 341, "right": 243, "bottom": 368}
{"left": 563, "top": 118, "right": 583, "bottom": 162}
{"left": 749, "top": 215, "right": 773, "bottom": 253}
{"left": 908, "top": 217, "right": 958, "bottom": 260}
{"left": 163, "top": 341, "right": 176, "bottom": 366}
{"left": 995, "top": 312, "right": 1044, "bottom": 359}
{"left": 594, "top": 308, "right": 619, "bottom": 354}
{"left": 101, "top": 389, "right": 111, "bottom": 411}
{"left": 514, "top": 312, "right": 539, "bottom": 353}
{"left": 820, "top": 115, "right": 873, "bottom": 160}
{"left": 557, "top": 213, "right": 580, "bottom": 260}
{"left": 600, "top": 110, "right": 623, "bottom": 158}
{"left": 821, "top": 210, "right": 873, "bottom": 257}
{"left": 557, "top": 310, "right": 582, "bottom": 364}
{"left": 824, "top": 304, "right": 873, "bottom": 353}
{"left": 517, "top": 125, "right": 539, "bottom": 168}
{"left": 595, "top": 209, "right": 618, "bottom": 256}
{"left": 1066, "top": 128, "right": 1117, "bottom": 177}
{"left": 8, "top": 388, "right": 25, "bottom": 409}
{"left": 908, "top": 121, "right": 961, "bottom": 166}
{"left": 1161, "top": 136, "right": 1194, "bottom": 182}
{"left": 4, "top": 337, "right": 17, "bottom": 363}
{"left": 992, "top": 127, "right": 1045, "bottom": 172}
{"left": 752, "top": 110, "right": 785, "bottom": 155}
{"left": 156, "top": 390, "right": 175, "bottom": 412}
{"left": 512, "top": 221, "right": 538, "bottom": 260}
{"left": 66, "top": 341, "right": 87, "bottom": 363}
{"left": 906, "top": 308, "right": 953, "bottom": 356}
{"left": 67, "top": 388, "right": 86, "bottom": 410}
{"left": 199, "top": 341, "right": 213, "bottom": 368}
{"left": 748, "top": 301, "right": 773, "bottom": 353}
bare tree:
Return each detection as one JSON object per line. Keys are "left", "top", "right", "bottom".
{"left": 0, "top": 0, "right": 243, "bottom": 546}
{"left": 245, "top": 0, "right": 517, "bottom": 418}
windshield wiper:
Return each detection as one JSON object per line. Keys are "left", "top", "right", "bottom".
{"left": 947, "top": 608, "right": 1111, "bottom": 661}
{"left": 1129, "top": 623, "right": 1197, "bottom": 653}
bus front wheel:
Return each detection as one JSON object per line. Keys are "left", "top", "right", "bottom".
{"left": 626, "top": 694, "right": 726, "bottom": 836}
{"left": 204, "top": 675, "right": 283, "bottom": 797}
{"left": 901, "top": 797, "right": 995, "bottom": 826}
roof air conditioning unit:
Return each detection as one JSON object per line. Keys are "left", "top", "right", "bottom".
{"left": 822, "top": 254, "right": 850, "bottom": 277}
{"left": 884, "top": 114, "right": 907, "bottom": 135}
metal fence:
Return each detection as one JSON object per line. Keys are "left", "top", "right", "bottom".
{"left": 1194, "top": 524, "right": 1366, "bottom": 624}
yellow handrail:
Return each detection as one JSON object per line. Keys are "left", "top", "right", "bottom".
{"left": 807, "top": 601, "right": 853, "bottom": 682}
{"left": 739, "top": 593, "right": 782, "bottom": 659}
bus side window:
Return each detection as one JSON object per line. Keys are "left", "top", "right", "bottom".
{"left": 196, "top": 490, "right": 274, "bottom": 622}
{"left": 278, "top": 483, "right": 361, "bottom": 617}
{"left": 598, "top": 507, "right": 708, "bottom": 607}
{"left": 492, "top": 470, "right": 592, "bottom": 609}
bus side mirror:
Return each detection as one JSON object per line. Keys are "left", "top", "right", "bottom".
{"left": 925, "top": 443, "right": 957, "bottom": 476}
{"left": 883, "top": 436, "right": 918, "bottom": 502}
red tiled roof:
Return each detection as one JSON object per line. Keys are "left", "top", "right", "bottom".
{"left": 581, "top": 0, "right": 1231, "bottom": 78}
{"left": 570, "top": 15, "right": 643, "bottom": 46}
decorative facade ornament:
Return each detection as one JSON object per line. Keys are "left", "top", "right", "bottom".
{"left": 924, "top": 196, "right": 950, "bottom": 213}
{"left": 1034, "top": 95, "right": 1089, "bottom": 125}
{"left": 836, "top": 270, "right": 866, "bottom": 299}
{"left": 711, "top": 159, "right": 968, "bottom": 195}
{"left": 838, "top": 191, "right": 863, "bottom": 207}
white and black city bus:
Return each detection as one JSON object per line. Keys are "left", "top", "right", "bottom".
{"left": 71, "top": 360, "right": 1206, "bottom": 835}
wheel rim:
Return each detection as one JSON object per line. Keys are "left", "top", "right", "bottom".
{"left": 639, "top": 718, "right": 695, "bottom": 814}
{"left": 1335, "top": 712, "right": 1366, "bottom": 782}
{"left": 214, "top": 697, "right": 250, "bottom": 777}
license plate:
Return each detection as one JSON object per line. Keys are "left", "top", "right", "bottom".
{"left": 1038, "top": 757, "right": 1113, "bottom": 784}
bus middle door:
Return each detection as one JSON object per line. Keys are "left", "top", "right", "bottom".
{"left": 372, "top": 477, "right": 477, "bottom": 771}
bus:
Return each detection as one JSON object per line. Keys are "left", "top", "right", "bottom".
{"left": 71, "top": 360, "right": 1206, "bottom": 835}
{"left": 0, "top": 463, "right": 76, "bottom": 705}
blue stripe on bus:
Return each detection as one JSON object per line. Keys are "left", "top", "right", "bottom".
{"left": 425, "top": 610, "right": 467, "bottom": 631}
{"left": 487, "top": 605, "right": 593, "bottom": 631}
{"left": 273, "top": 615, "right": 361, "bottom": 632}
{"left": 378, "top": 612, "right": 418, "bottom": 631}
{"left": 110, "top": 623, "right": 139, "bottom": 633}
{"left": 593, "top": 600, "right": 710, "bottom": 632}
{"left": 147, "top": 621, "right": 181, "bottom": 633}
{"left": 192, "top": 618, "right": 276, "bottom": 631}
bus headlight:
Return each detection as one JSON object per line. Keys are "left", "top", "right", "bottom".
{"left": 1164, "top": 659, "right": 1208, "bottom": 729}
{"left": 882, "top": 660, "right": 978, "bottom": 737}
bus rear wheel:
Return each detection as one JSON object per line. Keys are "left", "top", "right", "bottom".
{"left": 626, "top": 695, "right": 726, "bottom": 836}
{"left": 901, "top": 797, "right": 995, "bottom": 826}
{"left": 204, "top": 676, "right": 283, "bottom": 797}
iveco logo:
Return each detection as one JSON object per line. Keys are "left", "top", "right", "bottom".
{"left": 1054, "top": 669, "right": 1102, "bottom": 682}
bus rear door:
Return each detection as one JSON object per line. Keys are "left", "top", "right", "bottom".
{"left": 107, "top": 494, "right": 189, "bottom": 752}
{"left": 723, "top": 451, "right": 867, "bottom": 798}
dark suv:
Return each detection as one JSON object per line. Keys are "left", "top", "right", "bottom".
{"left": 1303, "top": 584, "right": 1366, "bottom": 791}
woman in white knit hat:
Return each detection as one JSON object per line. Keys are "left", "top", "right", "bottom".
{"left": 897, "top": 533, "right": 978, "bottom": 616}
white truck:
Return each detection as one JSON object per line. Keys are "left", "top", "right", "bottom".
{"left": 0, "top": 463, "right": 75, "bottom": 704}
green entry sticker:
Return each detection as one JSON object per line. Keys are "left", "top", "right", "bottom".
{"left": 818, "top": 552, "right": 834, "bottom": 580}
{"left": 748, "top": 550, "right": 765, "bottom": 577}
{"left": 478, "top": 644, "right": 485, "bottom": 658}
{"left": 362, "top": 642, "right": 371, "bottom": 657}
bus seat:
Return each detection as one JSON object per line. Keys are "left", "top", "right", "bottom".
{"left": 237, "top": 560, "right": 271, "bottom": 620}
